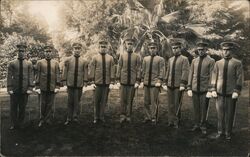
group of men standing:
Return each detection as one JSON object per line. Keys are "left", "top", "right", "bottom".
{"left": 7, "top": 34, "right": 243, "bottom": 141}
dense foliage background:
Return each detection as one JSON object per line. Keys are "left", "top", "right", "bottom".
{"left": 0, "top": 0, "right": 249, "bottom": 87}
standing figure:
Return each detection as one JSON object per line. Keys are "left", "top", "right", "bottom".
{"left": 7, "top": 42, "right": 34, "bottom": 130}
{"left": 187, "top": 40, "right": 215, "bottom": 134}
{"left": 89, "top": 36, "right": 115, "bottom": 124}
{"left": 62, "top": 42, "right": 88, "bottom": 125}
{"left": 211, "top": 41, "right": 243, "bottom": 140}
{"left": 164, "top": 40, "right": 189, "bottom": 128}
{"left": 116, "top": 34, "right": 141, "bottom": 123}
{"left": 35, "top": 45, "right": 61, "bottom": 127}
{"left": 141, "top": 40, "right": 165, "bottom": 124}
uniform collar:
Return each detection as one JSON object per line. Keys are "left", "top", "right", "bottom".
{"left": 224, "top": 56, "right": 232, "bottom": 60}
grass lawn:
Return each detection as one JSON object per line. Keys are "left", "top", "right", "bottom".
{"left": 0, "top": 86, "right": 249, "bottom": 156}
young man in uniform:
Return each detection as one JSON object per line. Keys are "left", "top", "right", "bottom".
{"left": 7, "top": 42, "right": 34, "bottom": 130}
{"left": 116, "top": 34, "right": 141, "bottom": 123}
{"left": 163, "top": 39, "right": 189, "bottom": 128}
{"left": 62, "top": 42, "right": 88, "bottom": 125}
{"left": 141, "top": 39, "right": 165, "bottom": 124}
{"left": 89, "top": 36, "right": 115, "bottom": 124}
{"left": 187, "top": 40, "right": 215, "bottom": 134}
{"left": 35, "top": 45, "right": 61, "bottom": 127}
{"left": 210, "top": 41, "right": 243, "bottom": 140}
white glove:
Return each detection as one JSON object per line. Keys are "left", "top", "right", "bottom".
{"left": 162, "top": 85, "right": 168, "bottom": 91}
{"left": 82, "top": 86, "right": 87, "bottom": 93}
{"left": 187, "top": 90, "right": 193, "bottom": 97}
{"left": 232, "top": 92, "right": 239, "bottom": 99}
{"left": 139, "top": 82, "right": 144, "bottom": 89}
{"left": 155, "top": 82, "right": 161, "bottom": 87}
{"left": 27, "top": 90, "right": 33, "bottom": 94}
{"left": 180, "top": 86, "right": 185, "bottom": 91}
{"left": 8, "top": 90, "right": 14, "bottom": 95}
{"left": 134, "top": 83, "right": 139, "bottom": 88}
{"left": 116, "top": 82, "right": 121, "bottom": 88}
{"left": 206, "top": 92, "right": 212, "bottom": 98}
{"left": 109, "top": 84, "right": 113, "bottom": 89}
{"left": 54, "top": 88, "right": 60, "bottom": 93}
{"left": 91, "top": 84, "right": 96, "bottom": 89}
{"left": 212, "top": 91, "right": 217, "bottom": 98}
{"left": 35, "top": 89, "right": 41, "bottom": 94}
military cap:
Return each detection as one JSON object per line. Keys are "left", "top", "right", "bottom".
{"left": 196, "top": 39, "right": 209, "bottom": 47}
{"left": 123, "top": 33, "right": 136, "bottom": 42}
{"left": 16, "top": 42, "right": 27, "bottom": 48}
{"left": 170, "top": 39, "right": 182, "bottom": 46}
{"left": 72, "top": 42, "right": 82, "bottom": 48}
{"left": 148, "top": 39, "right": 158, "bottom": 47}
{"left": 220, "top": 41, "right": 240, "bottom": 49}
{"left": 98, "top": 35, "right": 109, "bottom": 44}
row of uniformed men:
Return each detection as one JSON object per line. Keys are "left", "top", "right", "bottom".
{"left": 7, "top": 35, "right": 243, "bottom": 141}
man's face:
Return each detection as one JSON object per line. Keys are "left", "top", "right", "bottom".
{"left": 99, "top": 41, "right": 108, "bottom": 54}
{"left": 222, "top": 47, "right": 233, "bottom": 58}
{"left": 148, "top": 45, "right": 158, "bottom": 56}
{"left": 18, "top": 47, "right": 26, "bottom": 59}
{"left": 197, "top": 47, "right": 207, "bottom": 57}
{"left": 44, "top": 50, "right": 52, "bottom": 59}
{"left": 172, "top": 46, "right": 181, "bottom": 55}
{"left": 73, "top": 46, "right": 82, "bottom": 56}
{"left": 124, "top": 40, "right": 134, "bottom": 52}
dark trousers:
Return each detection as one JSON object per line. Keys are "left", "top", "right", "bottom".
{"left": 94, "top": 85, "right": 109, "bottom": 121}
{"left": 67, "top": 87, "right": 83, "bottom": 120}
{"left": 167, "top": 88, "right": 182, "bottom": 125}
{"left": 40, "top": 91, "right": 55, "bottom": 122}
{"left": 10, "top": 93, "right": 28, "bottom": 127}
{"left": 216, "top": 96, "right": 236, "bottom": 135}
{"left": 144, "top": 86, "right": 160, "bottom": 120}
{"left": 192, "top": 92, "right": 208, "bottom": 128}
{"left": 120, "top": 85, "right": 135, "bottom": 119}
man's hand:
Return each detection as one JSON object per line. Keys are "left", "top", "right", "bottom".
{"left": 162, "top": 85, "right": 168, "bottom": 91}
{"left": 8, "top": 90, "right": 14, "bottom": 95}
{"left": 109, "top": 84, "right": 114, "bottom": 89}
{"left": 134, "top": 83, "right": 139, "bottom": 88}
{"left": 187, "top": 90, "right": 192, "bottom": 97}
{"left": 116, "top": 82, "right": 121, "bottom": 88}
{"left": 212, "top": 91, "right": 217, "bottom": 98}
{"left": 35, "top": 89, "right": 41, "bottom": 94}
{"left": 27, "top": 90, "right": 33, "bottom": 94}
{"left": 54, "top": 88, "right": 60, "bottom": 93}
{"left": 206, "top": 92, "right": 212, "bottom": 98}
{"left": 155, "top": 82, "right": 161, "bottom": 87}
{"left": 180, "top": 86, "right": 185, "bottom": 91}
{"left": 91, "top": 84, "right": 96, "bottom": 89}
{"left": 139, "top": 82, "right": 144, "bottom": 89}
{"left": 232, "top": 92, "right": 239, "bottom": 99}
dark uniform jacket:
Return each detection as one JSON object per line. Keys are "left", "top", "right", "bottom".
{"left": 62, "top": 55, "right": 88, "bottom": 88}
{"left": 116, "top": 52, "right": 141, "bottom": 85}
{"left": 211, "top": 57, "right": 243, "bottom": 95}
{"left": 36, "top": 59, "right": 61, "bottom": 92}
{"left": 165, "top": 55, "right": 189, "bottom": 88}
{"left": 141, "top": 55, "right": 165, "bottom": 87}
{"left": 187, "top": 55, "right": 215, "bottom": 93}
{"left": 7, "top": 59, "right": 34, "bottom": 93}
{"left": 89, "top": 53, "right": 115, "bottom": 85}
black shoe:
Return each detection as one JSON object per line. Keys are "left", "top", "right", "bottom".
{"left": 64, "top": 119, "right": 71, "bottom": 126}
{"left": 9, "top": 126, "right": 15, "bottom": 130}
{"left": 189, "top": 125, "right": 200, "bottom": 131}
{"left": 225, "top": 134, "right": 231, "bottom": 141}
{"left": 143, "top": 119, "right": 151, "bottom": 123}
{"left": 120, "top": 117, "right": 126, "bottom": 124}
{"left": 126, "top": 117, "right": 131, "bottom": 123}
{"left": 174, "top": 124, "right": 179, "bottom": 129}
{"left": 38, "top": 120, "right": 44, "bottom": 128}
{"left": 168, "top": 123, "right": 174, "bottom": 127}
{"left": 151, "top": 119, "right": 157, "bottom": 125}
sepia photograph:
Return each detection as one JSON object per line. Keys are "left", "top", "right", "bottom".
{"left": 0, "top": 0, "right": 249, "bottom": 156}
